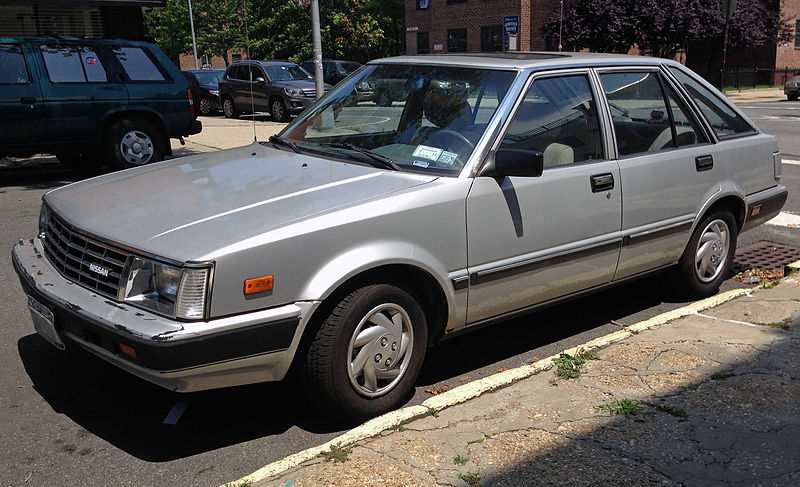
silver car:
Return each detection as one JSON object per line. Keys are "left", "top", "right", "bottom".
{"left": 13, "top": 53, "right": 787, "bottom": 422}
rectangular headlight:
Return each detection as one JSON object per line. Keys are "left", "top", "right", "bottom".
{"left": 123, "top": 257, "right": 211, "bottom": 320}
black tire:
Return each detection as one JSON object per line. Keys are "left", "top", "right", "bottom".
{"left": 788, "top": 94, "right": 798, "bottom": 101}
{"left": 56, "top": 151, "right": 104, "bottom": 173}
{"left": 105, "top": 117, "right": 165, "bottom": 171}
{"left": 301, "top": 284, "right": 428, "bottom": 422}
{"left": 673, "top": 210, "right": 738, "bottom": 299}
{"left": 222, "top": 97, "right": 239, "bottom": 118}
{"left": 376, "top": 90, "right": 392, "bottom": 107}
{"left": 198, "top": 97, "right": 213, "bottom": 116}
{"left": 270, "top": 98, "right": 291, "bottom": 123}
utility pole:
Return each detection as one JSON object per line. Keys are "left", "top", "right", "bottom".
{"left": 311, "top": 0, "right": 324, "bottom": 98}
{"left": 188, "top": 0, "right": 199, "bottom": 69}
{"left": 720, "top": 0, "right": 737, "bottom": 88}
{"left": 558, "top": 0, "right": 563, "bottom": 52}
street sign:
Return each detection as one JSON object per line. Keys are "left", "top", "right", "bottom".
{"left": 504, "top": 16, "right": 519, "bottom": 36}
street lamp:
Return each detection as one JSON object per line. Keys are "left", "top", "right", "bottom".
{"left": 558, "top": 0, "right": 563, "bottom": 52}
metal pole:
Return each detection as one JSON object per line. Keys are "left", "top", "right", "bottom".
{"left": 558, "top": 0, "right": 563, "bottom": 52}
{"left": 188, "top": 0, "right": 199, "bottom": 69}
{"left": 720, "top": 0, "right": 733, "bottom": 88}
{"left": 311, "top": 0, "right": 324, "bottom": 98}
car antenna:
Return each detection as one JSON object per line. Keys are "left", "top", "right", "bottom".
{"left": 243, "top": 0, "right": 256, "bottom": 142}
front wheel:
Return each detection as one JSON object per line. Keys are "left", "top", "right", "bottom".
{"left": 301, "top": 284, "right": 427, "bottom": 422}
{"left": 105, "top": 118, "right": 165, "bottom": 170}
{"left": 270, "top": 98, "right": 290, "bottom": 123}
{"left": 222, "top": 97, "right": 239, "bottom": 118}
{"left": 673, "top": 211, "right": 738, "bottom": 298}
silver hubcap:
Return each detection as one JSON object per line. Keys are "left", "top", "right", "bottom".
{"left": 695, "top": 219, "right": 730, "bottom": 283}
{"left": 347, "top": 303, "right": 413, "bottom": 398}
{"left": 119, "top": 130, "right": 154, "bottom": 165}
{"left": 199, "top": 98, "right": 211, "bottom": 114}
{"left": 224, "top": 99, "right": 233, "bottom": 116}
{"left": 272, "top": 102, "right": 284, "bottom": 119}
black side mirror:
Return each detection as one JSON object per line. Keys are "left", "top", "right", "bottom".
{"left": 480, "top": 148, "right": 544, "bottom": 178}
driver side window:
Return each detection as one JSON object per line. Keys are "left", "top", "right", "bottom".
{"left": 500, "top": 74, "right": 603, "bottom": 168}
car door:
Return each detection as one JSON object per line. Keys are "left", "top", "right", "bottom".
{"left": 465, "top": 71, "right": 622, "bottom": 324}
{"left": 0, "top": 41, "right": 46, "bottom": 148}
{"left": 37, "top": 41, "right": 127, "bottom": 145}
{"left": 249, "top": 64, "right": 270, "bottom": 111}
{"left": 596, "top": 69, "right": 720, "bottom": 280}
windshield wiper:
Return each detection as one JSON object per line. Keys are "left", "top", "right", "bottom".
{"left": 321, "top": 143, "right": 399, "bottom": 171}
{"left": 268, "top": 135, "right": 301, "bottom": 154}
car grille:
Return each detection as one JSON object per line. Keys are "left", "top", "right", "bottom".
{"left": 301, "top": 88, "right": 330, "bottom": 98}
{"left": 42, "top": 212, "right": 128, "bottom": 299}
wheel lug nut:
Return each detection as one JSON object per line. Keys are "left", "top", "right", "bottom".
{"left": 381, "top": 338, "right": 388, "bottom": 346}
{"left": 392, "top": 342, "right": 397, "bottom": 351}
{"left": 374, "top": 354, "right": 382, "bottom": 362}
{"left": 385, "top": 359, "right": 392, "bottom": 366}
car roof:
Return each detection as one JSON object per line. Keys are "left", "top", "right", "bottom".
{"left": 184, "top": 68, "right": 225, "bottom": 73}
{"left": 367, "top": 52, "right": 675, "bottom": 70}
{"left": 1, "top": 37, "right": 155, "bottom": 47}
{"left": 232, "top": 60, "right": 298, "bottom": 66}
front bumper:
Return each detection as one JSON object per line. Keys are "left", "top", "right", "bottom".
{"left": 12, "top": 238, "right": 314, "bottom": 392}
{"left": 286, "top": 96, "right": 316, "bottom": 114}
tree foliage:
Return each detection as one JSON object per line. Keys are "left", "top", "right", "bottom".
{"left": 543, "top": 0, "right": 789, "bottom": 60}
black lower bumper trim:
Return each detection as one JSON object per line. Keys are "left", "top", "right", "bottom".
{"left": 742, "top": 189, "right": 788, "bottom": 232}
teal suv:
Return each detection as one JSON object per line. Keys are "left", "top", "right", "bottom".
{"left": 0, "top": 38, "right": 202, "bottom": 171}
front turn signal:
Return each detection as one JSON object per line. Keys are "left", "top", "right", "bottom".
{"left": 244, "top": 275, "right": 274, "bottom": 295}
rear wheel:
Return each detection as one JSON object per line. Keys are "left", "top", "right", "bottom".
{"left": 270, "top": 98, "right": 290, "bottom": 123}
{"left": 301, "top": 284, "right": 427, "bottom": 422}
{"left": 673, "top": 211, "right": 738, "bottom": 298}
{"left": 105, "top": 117, "right": 165, "bottom": 170}
{"left": 223, "top": 97, "right": 239, "bottom": 118}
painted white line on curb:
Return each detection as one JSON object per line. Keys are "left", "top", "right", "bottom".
{"left": 224, "top": 288, "right": 750, "bottom": 486}
{"left": 782, "top": 159, "right": 800, "bottom": 166}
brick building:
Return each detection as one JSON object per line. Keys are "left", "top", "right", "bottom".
{"left": 776, "top": 0, "right": 800, "bottom": 69}
{"left": 405, "top": 0, "right": 560, "bottom": 55}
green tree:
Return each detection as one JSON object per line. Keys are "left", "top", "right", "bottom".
{"left": 143, "top": 0, "right": 193, "bottom": 63}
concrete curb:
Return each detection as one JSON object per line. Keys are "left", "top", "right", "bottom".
{"left": 227, "top": 288, "right": 750, "bottom": 486}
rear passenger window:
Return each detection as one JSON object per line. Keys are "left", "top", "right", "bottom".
{"left": 663, "top": 82, "right": 708, "bottom": 147}
{"left": 0, "top": 44, "right": 29, "bottom": 84}
{"left": 113, "top": 46, "right": 165, "bottom": 82}
{"left": 668, "top": 67, "right": 755, "bottom": 139}
{"left": 500, "top": 74, "right": 603, "bottom": 168}
{"left": 40, "top": 45, "right": 107, "bottom": 83}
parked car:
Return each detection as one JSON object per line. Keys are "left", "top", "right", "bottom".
{"left": 13, "top": 53, "right": 787, "bottom": 422}
{"left": 784, "top": 74, "right": 800, "bottom": 100}
{"left": 183, "top": 68, "right": 225, "bottom": 115}
{"left": 300, "top": 59, "right": 361, "bottom": 85}
{"left": 0, "top": 38, "right": 201, "bottom": 171}
{"left": 218, "top": 60, "right": 331, "bottom": 122}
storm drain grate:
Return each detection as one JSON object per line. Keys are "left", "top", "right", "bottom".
{"left": 730, "top": 241, "right": 800, "bottom": 274}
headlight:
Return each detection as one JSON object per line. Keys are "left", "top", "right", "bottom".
{"left": 284, "top": 87, "right": 304, "bottom": 97}
{"left": 38, "top": 203, "right": 50, "bottom": 237}
{"left": 123, "top": 257, "right": 211, "bottom": 320}
{"left": 358, "top": 81, "right": 372, "bottom": 90}
{"left": 209, "top": 89, "right": 219, "bottom": 96}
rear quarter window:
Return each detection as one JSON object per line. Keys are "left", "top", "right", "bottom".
{"left": 112, "top": 46, "right": 166, "bottom": 82}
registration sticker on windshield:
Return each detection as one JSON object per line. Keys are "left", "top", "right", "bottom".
{"left": 412, "top": 145, "right": 443, "bottom": 161}
{"left": 438, "top": 151, "right": 458, "bottom": 165}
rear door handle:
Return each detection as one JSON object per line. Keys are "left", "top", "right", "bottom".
{"left": 696, "top": 155, "right": 713, "bottom": 172}
{"left": 20, "top": 97, "right": 36, "bottom": 104}
{"left": 590, "top": 173, "right": 614, "bottom": 192}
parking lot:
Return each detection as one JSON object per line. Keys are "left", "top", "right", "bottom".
{"left": 1, "top": 102, "right": 799, "bottom": 486}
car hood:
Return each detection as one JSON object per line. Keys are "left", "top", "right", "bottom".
{"left": 44, "top": 143, "right": 437, "bottom": 262}
{"left": 198, "top": 82, "right": 219, "bottom": 91}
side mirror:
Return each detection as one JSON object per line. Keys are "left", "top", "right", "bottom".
{"left": 480, "top": 148, "right": 544, "bottom": 178}
{"left": 254, "top": 77, "right": 266, "bottom": 84}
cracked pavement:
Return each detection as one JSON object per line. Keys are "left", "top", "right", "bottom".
{"left": 263, "top": 274, "right": 800, "bottom": 487}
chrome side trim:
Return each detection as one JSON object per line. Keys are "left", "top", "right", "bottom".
{"left": 623, "top": 218, "right": 695, "bottom": 246}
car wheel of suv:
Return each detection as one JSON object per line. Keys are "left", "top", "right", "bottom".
{"left": 270, "top": 98, "right": 290, "bottom": 123}
{"left": 198, "top": 97, "right": 213, "bottom": 116}
{"left": 223, "top": 97, "right": 239, "bottom": 118}
{"left": 301, "top": 284, "right": 427, "bottom": 422}
{"left": 674, "top": 211, "right": 738, "bottom": 298}
{"left": 56, "top": 151, "right": 103, "bottom": 173}
{"left": 788, "top": 94, "right": 798, "bottom": 101}
{"left": 376, "top": 90, "right": 392, "bottom": 107}
{"left": 106, "top": 118, "right": 165, "bottom": 170}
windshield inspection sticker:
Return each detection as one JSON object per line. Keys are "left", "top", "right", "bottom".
{"left": 412, "top": 145, "right": 443, "bottom": 161}
{"left": 438, "top": 151, "right": 458, "bottom": 165}
{"left": 412, "top": 160, "right": 430, "bottom": 168}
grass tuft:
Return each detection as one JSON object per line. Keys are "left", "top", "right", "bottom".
{"left": 596, "top": 398, "right": 643, "bottom": 416}
{"left": 459, "top": 472, "right": 481, "bottom": 485}
{"left": 453, "top": 454, "right": 469, "bottom": 465}
{"left": 318, "top": 443, "right": 353, "bottom": 463}
{"left": 711, "top": 370, "right": 733, "bottom": 380}
{"left": 643, "top": 401, "right": 688, "bottom": 419}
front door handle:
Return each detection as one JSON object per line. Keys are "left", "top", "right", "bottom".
{"left": 590, "top": 173, "right": 614, "bottom": 192}
{"left": 696, "top": 155, "right": 713, "bottom": 172}
{"left": 20, "top": 97, "right": 36, "bottom": 104}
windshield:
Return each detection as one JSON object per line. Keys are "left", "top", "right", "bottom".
{"left": 340, "top": 62, "right": 360, "bottom": 74}
{"left": 192, "top": 70, "right": 223, "bottom": 85}
{"left": 265, "top": 64, "right": 312, "bottom": 81}
{"left": 280, "top": 64, "right": 517, "bottom": 175}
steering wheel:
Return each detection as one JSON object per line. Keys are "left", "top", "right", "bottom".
{"left": 428, "top": 129, "right": 475, "bottom": 152}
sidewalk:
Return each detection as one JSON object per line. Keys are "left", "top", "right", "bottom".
{"left": 723, "top": 87, "right": 786, "bottom": 104}
{"left": 241, "top": 264, "right": 800, "bottom": 487}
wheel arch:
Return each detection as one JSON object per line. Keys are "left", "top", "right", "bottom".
{"left": 100, "top": 109, "right": 170, "bottom": 155}
{"left": 697, "top": 193, "right": 746, "bottom": 233}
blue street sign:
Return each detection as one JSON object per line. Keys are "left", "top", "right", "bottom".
{"left": 504, "top": 16, "right": 519, "bottom": 36}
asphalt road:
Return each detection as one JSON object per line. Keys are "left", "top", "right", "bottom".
{"left": 1, "top": 104, "right": 799, "bottom": 487}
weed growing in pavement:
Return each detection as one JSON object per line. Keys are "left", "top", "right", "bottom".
{"left": 761, "top": 319, "right": 790, "bottom": 330}
{"left": 681, "top": 382, "right": 699, "bottom": 391}
{"left": 552, "top": 348, "right": 599, "bottom": 379}
{"left": 596, "top": 398, "right": 643, "bottom": 416}
{"left": 759, "top": 279, "right": 780, "bottom": 289}
{"left": 453, "top": 454, "right": 469, "bottom": 465}
{"left": 397, "top": 425, "right": 407, "bottom": 432}
{"left": 222, "top": 481, "right": 252, "bottom": 487}
{"left": 643, "top": 401, "right": 688, "bottom": 419}
{"left": 711, "top": 370, "right": 733, "bottom": 380}
{"left": 318, "top": 443, "right": 353, "bottom": 463}
{"left": 459, "top": 472, "right": 481, "bottom": 485}
{"left": 467, "top": 437, "right": 485, "bottom": 445}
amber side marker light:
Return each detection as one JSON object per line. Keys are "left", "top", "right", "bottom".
{"left": 244, "top": 275, "right": 274, "bottom": 295}
{"left": 119, "top": 343, "right": 137, "bottom": 361}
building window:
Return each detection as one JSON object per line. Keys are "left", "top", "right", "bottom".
{"left": 795, "top": 20, "right": 800, "bottom": 48}
{"left": 417, "top": 32, "right": 430, "bottom": 54}
{"left": 447, "top": 28, "right": 467, "bottom": 52}
{"left": 417, "top": 0, "right": 429, "bottom": 9}
{"left": 481, "top": 25, "right": 503, "bottom": 52}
